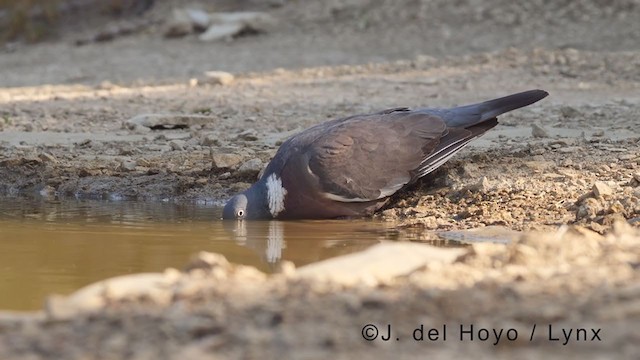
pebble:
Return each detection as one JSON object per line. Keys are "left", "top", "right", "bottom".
{"left": 593, "top": 181, "right": 613, "bottom": 197}
{"left": 603, "top": 147, "right": 627, "bottom": 153}
{"left": 531, "top": 123, "right": 549, "bottom": 138}
{"left": 211, "top": 153, "right": 244, "bottom": 169}
{"left": 200, "top": 133, "right": 220, "bottom": 147}
{"left": 608, "top": 201, "right": 625, "bottom": 214}
{"left": 560, "top": 106, "right": 580, "bottom": 118}
{"left": 165, "top": 9, "right": 194, "bottom": 38}
{"left": 237, "top": 129, "right": 259, "bottom": 141}
{"left": 465, "top": 176, "right": 491, "bottom": 193}
{"left": 201, "top": 71, "right": 235, "bottom": 86}
{"left": 297, "top": 243, "right": 464, "bottom": 286}
{"left": 185, "top": 8, "right": 211, "bottom": 31}
{"left": 237, "top": 158, "right": 263, "bottom": 175}
{"left": 126, "top": 114, "right": 215, "bottom": 130}
{"left": 120, "top": 159, "right": 137, "bottom": 171}
{"left": 529, "top": 148, "right": 545, "bottom": 156}
{"left": 576, "top": 197, "right": 602, "bottom": 220}
{"left": 145, "top": 145, "right": 172, "bottom": 152}
{"left": 169, "top": 140, "right": 186, "bottom": 151}
{"left": 38, "top": 152, "right": 59, "bottom": 163}
{"left": 198, "top": 22, "right": 244, "bottom": 42}
{"left": 209, "top": 11, "right": 275, "bottom": 28}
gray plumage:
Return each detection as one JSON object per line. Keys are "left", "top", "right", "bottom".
{"left": 223, "top": 89, "right": 548, "bottom": 220}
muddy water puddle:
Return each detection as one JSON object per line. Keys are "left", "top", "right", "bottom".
{"left": 0, "top": 197, "right": 472, "bottom": 310}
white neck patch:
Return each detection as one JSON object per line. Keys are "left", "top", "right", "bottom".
{"left": 265, "top": 173, "right": 287, "bottom": 217}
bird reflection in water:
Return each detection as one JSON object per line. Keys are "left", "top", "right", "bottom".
{"left": 222, "top": 220, "right": 392, "bottom": 268}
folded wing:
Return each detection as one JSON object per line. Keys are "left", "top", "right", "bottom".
{"left": 307, "top": 109, "right": 495, "bottom": 202}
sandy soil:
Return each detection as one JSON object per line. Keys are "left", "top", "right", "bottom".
{"left": 0, "top": 0, "right": 639, "bottom": 358}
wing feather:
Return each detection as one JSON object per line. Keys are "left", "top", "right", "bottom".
{"left": 306, "top": 110, "right": 446, "bottom": 202}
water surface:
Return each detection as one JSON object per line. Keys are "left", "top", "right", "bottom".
{"left": 0, "top": 197, "right": 451, "bottom": 310}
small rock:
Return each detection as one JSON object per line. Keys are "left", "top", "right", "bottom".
{"left": 467, "top": 176, "right": 491, "bottom": 193}
{"left": 237, "top": 158, "right": 263, "bottom": 175}
{"left": 297, "top": 243, "right": 464, "bottom": 286}
{"left": 237, "top": 128, "right": 259, "bottom": 141}
{"left": 202, "top": 71, "right": 235, "bottom": 85}
{"left": 593, "top": 181, "right": 613, "bottom": 197}
{"left": 212, "top": 153, "right": 244, "bottom": 169}
{"left": 169, "top": 140, "right": 185, "bottom": 151}
{"left": 219, "top": 172, "right": 231, "bottom": 180}
{"left": 529, "top": 148, "right": 545, "bottom": 156}
{"left": 577, "top": 197, "right": 602, "bottom": 220}
{"left": 608, "top": 201, "right": 625, "bottom": 214}
{"left": 185, "top": 8, "right": 211, "bottom": 31}
{"left": 198, "top": 22, "right": 244, "bottom": 42}
{"left": 549, "top": 138, "right": 577, "bottom": 147}
{"left": 592, "top": 129, "right": 605, "bottom": 137}
{"left": 121, "top": 159, "right": 137, "bottom": 171}
{"left": 127, "top": 114, "right": 216, "bottom": 130}
{"left": 209, "top": 11, "right": 276, "bottom": 31}
{"left": 201, "top": 133, "right": 220, "bottom": 146}
{"left": 186, "top": 137, "right": 201, "bottom": 148}
{"left": 601, "top": 147, "right": 627, "bottom": 153}
{"left": 633, "top": 172, "right": 640, "bottom": 183}
{"left": 560, "top": 106, "right": 580, "bottom": 119}
{"left": 531, "top": 123, "right": 549, "bottom": 138}
{"left": 560, "top": 159, "right": 573, "bottom": 167}
{"left": 129, "top": 124, "right": 151, "bottom": 134}
{"left": 145, "top": 144, "right": 172, "bottom": 152}
{"left": 165, "top": 9, "right": 194, "bottom": 37}
{"left": 38, "top": 152, "right": 59, "bottom": 164}
{"left": 39, "top": 185, "right": 57, "bottom": 197}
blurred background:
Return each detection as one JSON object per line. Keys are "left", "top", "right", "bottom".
{"left": 0, "top": 0, "right": 638, "bottom": 87}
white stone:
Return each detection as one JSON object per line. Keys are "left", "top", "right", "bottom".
{"left": 209, "top": 11, "right": 276, "bottom": 31}
{"left": 531, "top": 123, "right": 549, "bottom": 138}
{"left": 185, "top": 8, "right": 211, "bottom": 30}
{"left": 593, "top": 181, "right": 613, "bottom": 197}
{"left": 198, "top": 22, "right": 244, "bottom": 42}
{"left": 202, "top": 71, "right": 235, "bottom": 85}
{"left": 297, "top": 243, "right": 465, "bottom": 286}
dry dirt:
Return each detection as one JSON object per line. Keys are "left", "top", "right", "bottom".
{"left": 0, "top": 0, "right": 639, "bottom": 359}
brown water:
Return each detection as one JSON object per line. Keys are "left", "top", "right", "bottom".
{"left": 0, "top": 197, "right": 448, "bottom": 311}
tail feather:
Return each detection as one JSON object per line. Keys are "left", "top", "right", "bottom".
{"left": 426, "top": 89, "right": 549, "bottom": 128}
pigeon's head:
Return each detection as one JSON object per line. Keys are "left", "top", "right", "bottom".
{"left": 222, "top": 184, "right": 272, "bottom": 220}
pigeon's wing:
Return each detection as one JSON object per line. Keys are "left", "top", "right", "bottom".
{"left": 306, "top": 109, "right": 449, "bottom": 202}
{"left": 414, "top": 118, "right": 498, "bottom": 178}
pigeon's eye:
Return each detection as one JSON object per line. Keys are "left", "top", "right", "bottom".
{"left": 236, "top": 209, "right": 245, "bottom": 218}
